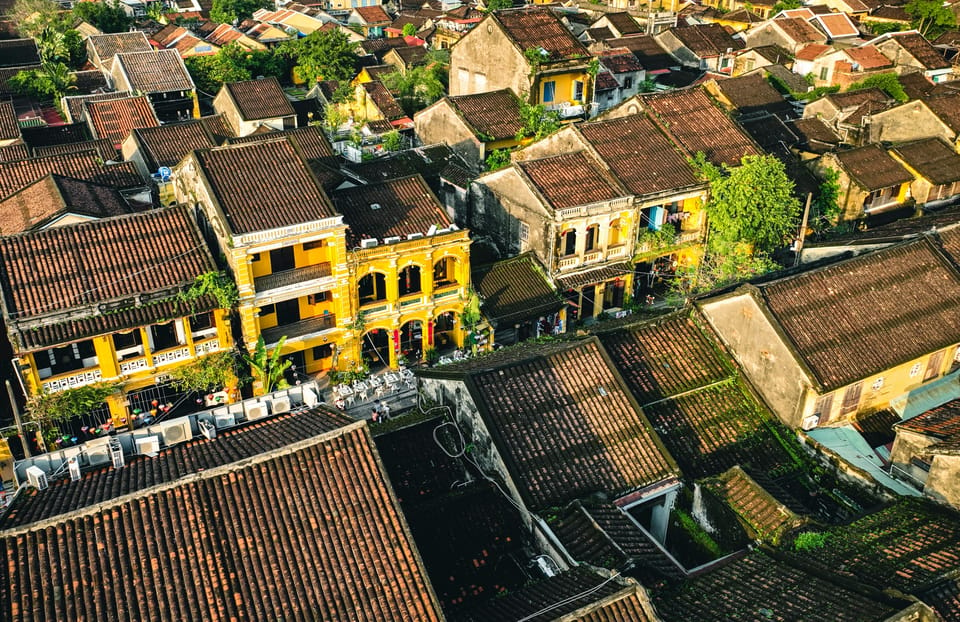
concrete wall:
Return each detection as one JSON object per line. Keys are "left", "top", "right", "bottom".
{"left": 868, "top": 100, "right": 955, "bottom": 146}
{"left": 699, "top": 291, "right": 812, "bottom": 428}
{"left": 414, "top": 99, "right": 484, "bottom": 173}
{"left": 890, "top": 428, "right": 935, "bottom": 465}
{"left": 470, "top": 167, "right": 548, "bottom": 259}
{"left": 450, "top": 18, "right": 529, "bottom": 98}
{"left": 926, "top": 454, "right": 960, "bottom": 509}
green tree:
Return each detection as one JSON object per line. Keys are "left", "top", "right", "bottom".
{"left": 11, "top": 0, "right": 67, "bottom": 38}
{"left": 10, "top": 61, "right": 76, "bottom": 103}
{"left": 26, "top": 382, "right": 123, "bottom": 441}
{"left": 167, "top": 351, "right": 240, "bottom": 394}
{"left": 185, "top": 43, "right": 287, "bottom": 95}
{"left": 71, "top": 0, "right": 131, "bottom": 33}
{"left": 515, "top": 99, "right": 560, "bottom": 142}
{"left": 812, "top": 168, "right": 842, "bottom": 231}
{"left": 847, "top": 72, "right": 908, "bottom": 102}
{"left": 485, "top": 0, "right": 513, "bottom": 11}
{"left": 771, "top": 0, "right": 801, "bottom": 13}
{"left": 382, "top": 130, "right": 402, "bottom": 151}
{"left": 382, "top": 65, "right": 446, "bottom": 115}
{"left": 242, "top": 335, "right": 292, "bottom": 394}
{"left": 905, "top": 0, "right": 956, "bottom": 36}
{"left": 401, "top": 22, "right": 417, "bottom": 36}
{"left": 695, "top": 153, "right": 801, "bottom": 254}
{"left": 484, "top": 148, "right": 511, "bottom": 171}
{"left": 210, "top": 0, "right": 271, "bottom": 24}
{"left": 279, "top": 29, "right": 358, "bottom": 85}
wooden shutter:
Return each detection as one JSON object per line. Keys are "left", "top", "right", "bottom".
{"left": 840, "top": 381, "right": 862, "bottom": 415}
{"left": 924, "top": 350, "right": 945, "bottom": 382}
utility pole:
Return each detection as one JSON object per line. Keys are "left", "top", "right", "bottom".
{"left": 6, "top": 380, "right": 30, "bottom": 458}
{"left": 794, "top": 192, "right": 812, "bottom": 267}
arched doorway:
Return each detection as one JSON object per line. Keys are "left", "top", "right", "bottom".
{"left": 361, "top": 328, "right": 391, "bottom": 370}
{"left": 434, "top": 311, "right": 457, "bottom": 354}
{"left": 358, "top": 272, "right": 388, "bottom": 306}
{"left": 399, "top": 320, "right": 423, "bottom": 361}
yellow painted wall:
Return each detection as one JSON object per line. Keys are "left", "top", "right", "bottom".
{"left": 537, "top": 71, "right": 591, "bottom": 107}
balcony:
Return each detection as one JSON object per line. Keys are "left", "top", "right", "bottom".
{"left": 262, "top": 314, "right": 336, "bottom": 345}
{"left": 194, "top": 337, "right": 221, "bottom": 356}
{"left": 675, "top": 231, "right": 701, "bottom": 245}
{"left": 153, "top": 346, "right": 192, "bottom": 367}
{"left": 254, "top": 263, "right": 332, "bottom": 294}
{"left": 41, "top": 368, "right": 103, "bottom": 393}
{"left": 607, "top": 245, "right": 629, "bottom": 260}
{"left": 433, "top": 283, "right": 461, "bottom": 299}
{"left": 119, "top": 357, "right": 150, "bottom": 376}
{"left": 399, "top": 295, "right": 424, "bottom": 308}
{"left": 583, "top": 250, "right": 603, "bottom": 265}
{"left": 558, "top": 255, "right": 580, "bottom": 270}
{"left": 545, "top": 102, "right": 585, "bottom": 119}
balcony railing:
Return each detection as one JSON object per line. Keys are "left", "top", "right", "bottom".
{"left": 558, "top": 255, "right": 580, "bottom": 270}
{"left": 675, "top": 231, "right": 701, "bottom": 244}
{"left": 194, "top": 338, "right": 221, "bottom": 356}
{"left": 583, "top": 250, "right": 603, "bottom": 264}
{"left": 263, "top": 314, "right": 336, "bottom": 344}
{"left": 607, "top": 245, "right": 628, "bottom": 259}
{"left": 254, "top": 262, "right": 332, "bottom": 293}
{"left": 433, "top": 285, "right": 461, "bottom": 299}
{"left": 41, "top": 368, "right": 103, "bottom": 393}
{"left": 399, "top": 295, "right": 424, "bottom": 308}
{"left": 119, "top": 357, "right": 150, "bottom": 376}
{"left": 153, "top": 346, "right": 191, "bottom": 367}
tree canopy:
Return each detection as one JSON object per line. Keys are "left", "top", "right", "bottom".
{"left": 847, "top": 72, "right": 908, "bottom": 102}
{"left": 485, "top": 0, "right": 513, "bottom": 11}
{"left": 905, "top": 0, "right": 956, "bottom": 36}
{"left": 185, "top": 43, "right": 288, "bottom": 95}
{"left": 382, "top": 62, "right": 447, "bottom": 115}
{"left": 210, "top": 0, "right": 271, "bottom": 25}
{"left": 279, "top": 29, "right": 359, "bottom": 85}
{"left": 71, "top": 0, "right": 131, "bottom": 33}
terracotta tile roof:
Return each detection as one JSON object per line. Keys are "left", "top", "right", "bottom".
{"left": 132, "top": 120, "right": 218, "bottom": 171}
{"left": 224, "top": 76, "right": 295, "bottom": 121}
{"left": 751, "top": 44, "right": 794, "bottom": 64}
{"left": 711, "top": 73, "right": 792, "bottom": 116}
{"left": 656, "top": 551, "right": 904, "bottom": 621}
{"left": 70, "top": 69, "right": 109, "bottom": 94}
{"left": 891, "top": 32, "right": 951, "bottom": 70}
{"left": 595, "top": 70, "right": 619, "bottom": 91}
{"left": 740, "top": 114, "right": 798, "bottom": 150}
{"left": 331, "top": 174, "right": 449, "bottom": 245}
{"left": 608, "top": 35, "right": 675, "bottom": 72}
{"left": 390, "top": 44, "right": 428, "bottom": 67}
{"left": 0, "top": 100, "right": 19, "bottom": 141}
{"left": 723, "top": 8, "right": 765, "bottom": 24}
{"left": 642, "top": 88, "right": 760, "bottom": 167}
{"left": 705, "top": 466, "right": 805, "bottom": 544}
{"left": 0, "top": 418, "right": 444, "bottom": 621}
{"left": 354, "top": 4, "right": 391, "bottom": 23}
{"left": 362, "top": 80, "right": 408, "bottom": 122}
{"left": 0, "top": 206, "right": 213, "bottom": 324}
{"left": 494, "top": 7, "right": 590, "bottom": 61}
{"left": 920, "top": 580, "right": 960, "bottom": 622}
{"left": 88, "top": 32, "right": 152, "bottom": 67}
{"left": 346, "top": 144, "right": 472, "bottom": 195}
{"left": 20, "top": 123, "right": 90, "bottom": 149}
{"left": 32, "top": 139, "right": 119, "bottom": 162}
{"left": 0, "top": 38, "right": 39, "bottom": 67}
{"left": 813, "top": 13, "right": 860, "bottom": 38}
{"left": 669, "top": 24, "right": 744, "bottom": 57}
{"left": 835, "top": 143, "right": 913, "bottom": 190}
{"left": 586, "top": 26, "right": 615, "bottom": 41}
{"left": 846, "top": 44, "right": 893, "bottom": 69}
{"left": 445, "top": 89, "right": 523, "bottom": 141}
{"left": 775, "top": 16, "right": 826, "bottom": 44}
{"left": 795, "top": 42, "right": 832, "bottom": 61}
{"left": 898, "top": 72, "right": 944, "bottom": 100}
{"left": 897, "top": 397, "right": 960, "bottom": 439}
{"left": 63, "top": 91, "right": 132, "bottom": 124}
{"left": 114, "top": 49, "right": 194, "bottom": 93}
{"left": 924, "top": 92, "right": 960, "bottom": 133}
{"left": 789, "top": 498, "right": 960, "bottom": 593}
{"left": 604, "top": 12, "right": 644, "bottom": 36}
{"left": 852, "top": 407, "right": 900, "bottom": 447}
{"left": 578, "top": 113, "right": 698, "bottom": 196}
{"left": 457, "top": 567, "right": 655, "bottom": 622}
{"left": 84, "top": 95, "right": 160, "bottom": 145}
{"left": 939, "top": 227, "right": 960, "bottom": 267}
{"left": 471, "top": 253, "right": 563, "bottom": 324}
{"left": 194, "top": 139, "right": 336, "bottom": 234}
{"left": 0, "top": 143, "right": 29, "bottom": 163}
{"left": 759, "top": 238, "right": 960, "bottom": 390}
{"left": 0, "top": 173, "right": 130, "bottom": 234}
{"left": 518, "top": 151, "right": 625, "bottom": 210}
{"left": 786, "top": 117, "right": 841, "bottom": 151}
{"left": 892, "top": 137, "right": 960, "bottom": 185}
{"left": 429, "top": 338, "right": 677, "bottom": 509}
{"left": 198, "top": 113, "right": 234, "bottom": 143}
{"left": 599, "top": 47, "right": 644, "bottom": 73}
{"left": 0, "top": 152, "right": 144, "bottom": 198}
{"left": 226, "top": 125, "right": 334, "bottom": 164}
{"left": 552, "top": 500, "right": 684, "bottom": 580}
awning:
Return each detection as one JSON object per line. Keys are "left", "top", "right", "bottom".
{"left": 556, "top": 262, "right": 632, "bottom": 291}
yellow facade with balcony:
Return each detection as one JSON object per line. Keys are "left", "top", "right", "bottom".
{"left": 632, "top": 190, "right": 709, "bottom": 296}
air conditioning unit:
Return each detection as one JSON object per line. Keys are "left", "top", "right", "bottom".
{"left": 161, "top": 419, "right": 193, "bottom": 446}
{"left": 406, "top": 232, "right": 423, "bottom": 240}
{"left": 303, "top": 386, "right": 318, "bottom": 408}
{"left": 135, "top": 435, "right": 160, "bottom": 457}
{"left": 244, "top": 401, "right": 269, "bottom": 421}
{"left": 360, "top": 238, "right": 378, "bottom": 248}
{"left": 383, "top": 236, "right": 401, "bottom": 244}
{"left": 68, "top": 457, "right": 81, "bottom": 482}
{"left": 25, "top": 465, "right": 48, "bottom": 490}
{"left": 271, "top": 395, "right": 292, "bottom": 414}
{"left": 110, "top": 439, "right": 125, "bottom": 468}
{"left": 85, "top": 438, "right": 113, "bottom": 466}
{"left": 212, "top": 408, "right": 236, "bottom": 429}
{"left": 199, "top": 420, "right": 217, "bottom": 440}
{"left": 427, "top": 224, "right": 438, "bottom": 236}
{"left": 801, "top": 414, "right": 820, "bottom": 431}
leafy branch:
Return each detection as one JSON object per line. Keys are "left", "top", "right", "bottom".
{"left": 180, "top": 271, "right": 238, "bottom": 312}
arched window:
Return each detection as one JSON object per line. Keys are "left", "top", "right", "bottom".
{"left": 559, "top": 230, "right": 577, "bottom": 256}
{"left": 358, "top": 272, "right": 387, "bottom": 306}
{"left": 398, "top": 265, "right": 422, "bottom": 296}
{"left": 585, "top": 224, "right": 600, "bottom": 252}
{"left": 609, "top": 219, "right": 621, "bottom": 246}
{"left": 433, "top": 256, "right": 459, "bottom": 287}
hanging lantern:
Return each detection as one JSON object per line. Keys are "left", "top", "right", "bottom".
{"left": 133, "top": 409, "right": 141, "bottom": 415}
{"left": 151, "top": 400, "right": 159, "bottom": 407}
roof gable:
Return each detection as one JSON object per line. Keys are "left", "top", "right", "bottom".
{"left": 331, "top": 174, "right": 450, "bottom": 245}
{"left": 114, "top": 49, "right": 194, "bottom": 93}
{"left": 892, "top": 137, "right": 960, "bottom": 185}
{"left": 471, "top": 253, "right": 562, "bottom": 324}
{"left": 134, "top": 120, "right": 219, "bottom": 171}
{"left": 224, "top": 77, "right": 295, "bottom": 121}
{"left": 493, "top": 7, "right": 590, "bottom": 61}
{"left": 518, "top": 151, "right": 625, "bottom": 210}
{"left": 0, "top": 174, "right": 129, "bottom": 234}
{"left": 447, "top": 89, "right": 524, "bottom": 141}
{"left": 835, "top": 143, "right": 913, "bottom": 190}
{"left": 85, "top": 95, "right": 159, "bottom": 145}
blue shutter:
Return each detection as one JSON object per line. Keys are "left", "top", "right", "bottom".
{"left": 543, "top": 81, "right": 556, "bottom": 103}
{"left": 649, "top": 206, "right": 665, "bottom": 231}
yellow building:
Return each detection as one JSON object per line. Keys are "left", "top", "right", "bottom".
{"left": 811, "top": 144, "right": 914, "bottom": 223}
{"left": 0, "top": 206, "right": 235, "bottom": 434}
{"left": 698, "top": 234, "right": 960, "bottom": 430}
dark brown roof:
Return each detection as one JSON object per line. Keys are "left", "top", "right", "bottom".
{"left": 835, "top": 144, "right": 913, "bottom": 191}
{"left": 0, "top": 417, "right": 444, "bottom": 622}
{"left": 88, "top": 32, "right": 152, "bottom": 65}
{"left": 194, "top": 139, "right": 337, "bottom": 234}
{"left": 198, "top": 113, "right": 234, "bottom": 143}
{"left": 759, "top": 238, "right": 960, "bottom": 390}
{"left": 363, "top": 80, "right": 408, "bottom": 122}
{"left": 390, "top": 44, "right": 428, "bottom": 67}
{"left": 0, "top": 173, "right": 130, "bottom": 234}
{"left": 494, "top": 7, "right": 589, "bottom": 61}
{"left": 579, "top": 114, "right": 699, "bottom": 196}
{"left": 84, "top": 95, "right": 159, "bottom": 145}
{"left": 0, "top": 143, "right": 29, "bottom": 162}
{"left": 705, "top": 466, "right": 804, "bottom": 544}
{"left": 898, "top": 72, "right": 948, "bottom": 100}
{"left": 595, "top": 70, "right": 620, "bottom": 91}
{"left": 446, "top": 89, "right": 523, "bottom": 141}
{"left": 133, "top": 120, "right": 218, "bottom": 171}
{"left": 642, "top": 88, "right": 760, "bottom": 167}
{"left": 0, "top": 100, "right": 18, "bottom": 140}
{"left": 609, "top": 35, "right": 676, "bottom": 72}
{"left": 0, "top": 152, "right": 144, "bottom": 198}
{"left": 471, "top": 253, "right": 562, "bottom": 324}
{"left": 897, "top": 397, "right": 960, "bottom": 439}
{"left": 518, "top": 151, "right": 624, "bottom": 209}
{"left": 69, "top": 69, "right": 109, "bottom": 95}
{"left": 939, "top": 227, "right": 960, "bottom": 267}
{"left": 63, "top": 91, "right": 132, "bottom": 124}
{"left": 427, "top": 338, "right": 677, "bottom": 509}
{"left": 775, "top": 16, "right": 826, "bottom": 44}
{"left": 711, "top": 73, "right": 792, "bottom": 116}
{"left": 0, "top": 65, "right": 39, "bottom": 98}
{"left": 0, "top": 38, "right": 39, "bottom": 66}
{"left": 604, "top": 11, "right": 643, "bottom": 36}
{"left": 114, "top": 49, "right": 194, "bottom": 93}
{"left": 598, "top": 47, "right": 644, "bottom": 73}
{"left": 751, "top": 44, "right": 794, "bottom": 64}
{"left": 225, "top": 125, "right": 335, "bottom": 164}
{"left": 892, "top": 137, "right": 960, "bottom": 185}
{"left": 655, "top": 551, "right": 905, "bottom": 621}
{"left": 456, "top": 567, "right": 655, "bottom": 622}
{"left": 354, "top": 4, "right": 391, "bottom": 23}
{"left": 739, "top": 114, "right": 798, "bottom": 150}
{"left": 586, "top": 25, "right": 615, "bottom": 41}
{"left": 786, "top": 117, "right": 841, "bottom": 151}
{"left": 823, "top": 86, "right": 889, "bottom": 110}
{"left": 924, "top": 92, "right": 960, "bottom": 133}
{"left": 668, "top": 24, "right": 744, "bottom": 57}
{"left": 0, "top": 206, "right": 213, "bottom": 323}
{"left": 890, "top": 32, "right": 951, "bottom": 70}
{"left": 21, "top": 123, "right": 90, "bottom": 149}
{"left": 224, "top": 76, "right": 295, "bottom": 121}
{"left": 32, "top": 139, "right": 118, "bottom": 162}
{"left": 331, "top": 174, "right": 449, "bottom": 245}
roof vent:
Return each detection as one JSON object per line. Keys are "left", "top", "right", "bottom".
{"left": 370, "top": 202, "right": 381, "bottom": 210}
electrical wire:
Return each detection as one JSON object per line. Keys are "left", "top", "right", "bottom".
{"left": 515, "top": 571, "right": 622, "bottom": 622}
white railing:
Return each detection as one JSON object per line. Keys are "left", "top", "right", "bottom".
{"left": 195, "top": 339, "right": 221, "bottom": 356}
{"left": 558, "top": 256, "right": 580, "bottom": 270}
{"left": 42, "top": 369, "right": 102, "bottom": 393}
{"left": 153, "top": 347, "right": 191, "bottom": 367}
{"left": 234, "top": 216, "right": 343, "bottom": 247}
{"left": 119, "top": 357, "right": 150, "bottom": 376}
{"left": 583, "top": 250, "right": 603, "bottom": 265}
{"left": 607, "top": 245, "right": 628, "bottom": 259}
